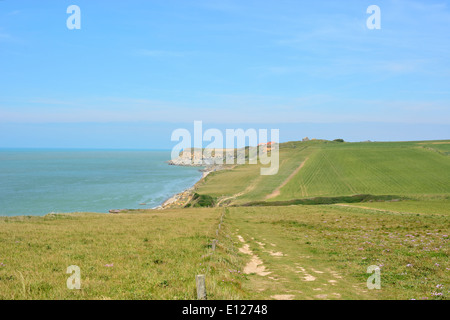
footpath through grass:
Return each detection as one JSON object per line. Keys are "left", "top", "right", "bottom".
{"left": 195, "top": 144, "right": 315, "bottom": 205}
{"left": 226, "top": 205, "right": 450, "bottom": 300}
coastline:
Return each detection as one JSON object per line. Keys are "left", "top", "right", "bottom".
{"left": 155, "top": 165, "right": 222, "bottom": 209}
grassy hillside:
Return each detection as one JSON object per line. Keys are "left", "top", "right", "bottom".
{"left": 0, "top": 209, "right": 247, "bottom": 300}
{"left": 417, "top": 141, "right": 450, "bottom": 156}
{"left": 1, "top": 203, "right": 448, "bottom": 300}
{"left": 341, "top": 198, "right": 450, "bottom": 216}
{"left": 276, "top": 142, "right": 450, "bottom": 199}
{"left": 194, "top": 140, "right": 450, "bottom": 205}
{"left": 227, "top": 204, "right": 449, "bottom": 300}
{"left": 195, "top": 142, "right": 317, "bottom": 205}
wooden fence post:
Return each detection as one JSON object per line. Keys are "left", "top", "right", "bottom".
{"left": 196, "top": 274, "right": 207, "bottom": 300}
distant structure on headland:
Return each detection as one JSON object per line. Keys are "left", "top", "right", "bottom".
{"left": 258, "top": 141, "right": 275, "bottom": 152}
{"left": 302, "top": 137, "right": 310, "bottom": 142}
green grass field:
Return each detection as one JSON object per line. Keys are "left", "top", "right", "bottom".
{"left": 0, "top": 209, "right": 248, "bottom": 300}
{"left": 226, "top": 204, "right": 449, "bottom": 300}
{"left": 1, "top": 203, "right": 448, "bottom": 300}
{"left": 195, "top": 140, "right": 450, "bottom": 204}
{"left": 192, "top": 139, "right": 450, "bottom": 300}
{"left": 1, "top": 140, "right": 449, "bottom": 300}
{"left": 195, "top": 143, "right": 316, "bottom": 205}
{"left": 340, "top": 198, "right": 450, "bottom": 216}
{"left": 275, "top": 142, "right": 450, "bottom": 199}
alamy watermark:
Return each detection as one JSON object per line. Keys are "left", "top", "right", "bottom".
{"left": 367, "top": 265, "right": 381, "bottom": 290}
{"left": 171, "top": 121, "right": 279, "bottom": 176}
{"left": 66, "top": 5, "right": 380, "bottom": 31}
{"left": 66, "top": 265, "right": 81, "bottom": 290}
{"left": 367, "top": 5, "right": 381, "bottom": 30}
{"left": 66, "top": 5, "right": 81, "bottom": 30}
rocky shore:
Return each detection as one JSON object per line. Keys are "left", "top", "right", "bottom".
{"left": 109, "top": 152, "right": 228, "bottom": 213}
{"left": 158, "top": 150, "right": 231, "bottom": 208}
{"left": 156, "top": 165, "right": 223, "bottom": 209}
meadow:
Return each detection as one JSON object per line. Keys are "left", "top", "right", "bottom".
{"left": 226, "top": 205, "right": 449, "bottom": 300}
{"left": 0, "top": 209, "right": 247, "bottom": 300}
{"left": 1, "top": 203, "right": 448, "bottom": 300}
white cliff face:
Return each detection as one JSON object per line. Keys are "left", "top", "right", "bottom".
{"left": 167, "top": 148, "right": 236, "bottom": 167}
{"left": 166, "top": 146, "right": 268, "bottom": 167}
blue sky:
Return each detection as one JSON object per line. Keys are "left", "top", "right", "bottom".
{"left": 0, "top": 0, "right": 449, "bottom": 148}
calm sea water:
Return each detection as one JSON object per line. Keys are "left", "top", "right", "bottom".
{"left": 0, "top": 149, "right": 202, "bottom": 216}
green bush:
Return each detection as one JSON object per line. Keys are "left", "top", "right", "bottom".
{"left": 186, "top": 193, "right": 216, "bottom": 208}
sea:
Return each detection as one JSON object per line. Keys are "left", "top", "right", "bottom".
{"left": 0, "top": 149, "right": 202, "bottom": 216}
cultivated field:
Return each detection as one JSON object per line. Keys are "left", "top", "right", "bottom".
{"left": 196, "top": 140, "right": 450, "bottom": 204}
{"left": 276, "top": 142, "right": 450, "bottom": 199}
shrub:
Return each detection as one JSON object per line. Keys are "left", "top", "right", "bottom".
{"left": 186, "top": 193, "right": 216, "bottom": 207}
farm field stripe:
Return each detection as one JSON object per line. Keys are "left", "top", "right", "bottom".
{"left": 266, "top": 157, "right": 309, "bottom": 200}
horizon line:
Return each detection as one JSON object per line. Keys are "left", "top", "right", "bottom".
{"left": 1, "top": 138, "right": 449, "bottom": 151}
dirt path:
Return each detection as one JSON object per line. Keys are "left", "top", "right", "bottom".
{"left": 237, "top": 235, "right": 271, "bottom": 277}
{"left": 334, "top": 203, "right": 416, "bottom": 215}
{"left": 232, "top": 217, "right": 376, "bottom": 300}
{"left": 235, "top": 231, "right": 371, "bottom": 300}
{"left": 265, "top": 158, "right": 309, "bottom": 199}
{"left": 216, "top": 177, "right": 262, "bottom": 206}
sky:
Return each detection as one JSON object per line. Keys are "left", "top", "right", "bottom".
{"left": 0, "top": 0, "right": 449, "bottom": 149}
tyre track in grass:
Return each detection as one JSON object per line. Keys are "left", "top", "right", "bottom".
{"left": 216, "top": 176, "right": 262, "bottom": 207}
{"left": 323, "top": 151, "right": 357, "bottom": 195}
{"left": 265, "top": 158, "right": 309, "bottom": 200}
